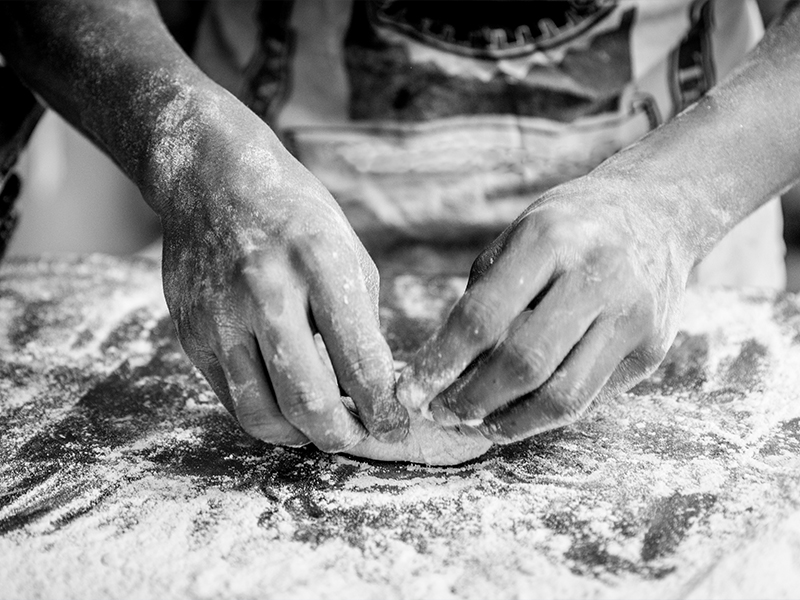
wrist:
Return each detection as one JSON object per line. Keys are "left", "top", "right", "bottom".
{"left": 588, "top": 2, "right": 800, "bottom": 267}
{"left": 139, "top": 80, "right": 295, "bottom": 221}
{"left": 586, "top": 105, "right": 753, "bottom": 270}
{"left": 135, "top": 77, "right": 219, "bottom": 216}
{"left": 581, "top": 149, "right": 714, "bottom": 277}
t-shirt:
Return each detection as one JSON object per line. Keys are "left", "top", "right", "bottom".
{"left": 194, "top": 0, "right": 785, "bottom": 288}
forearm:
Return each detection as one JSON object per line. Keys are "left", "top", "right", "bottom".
{"left": 0, "top": 0, "right": 243, "bottom": 215}
{"left": 593, "top": 1, "right": 800, "bottom": 262}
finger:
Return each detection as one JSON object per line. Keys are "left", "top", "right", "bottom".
{"left": 309, "top": 254, "right": 409, "bottom": 443}
{"left": 255, "top": 292, "right": 368, "bottom": 453}
{"left": 478, "top": 319, "right": 636, "bottom": 443}
{"left": 353, "top": 243, "right": 381, "bottom": 311}
{"left": 187, "top": 343, "right": 236, "bottom": 414}
{"left": 220, "top": 338, "right": 309, "bottom": 447}
{"left": 430, "top": 274, "right": 603, "bottom": 425}
{"left": 397, "top": 223, "right": 558, "bottom": 413}
{"left": 594, "top": 347, "right": 665, "bottom": 405}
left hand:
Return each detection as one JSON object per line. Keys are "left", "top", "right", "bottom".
{"left": 396, "top": 172, "right": 697, "bottom": 443}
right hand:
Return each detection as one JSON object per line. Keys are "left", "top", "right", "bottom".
{"left": 397, "top": 172, "right": 693, "bottom": 443}
{"left": 149, "top": 91, "right": 409, "bottom": 451}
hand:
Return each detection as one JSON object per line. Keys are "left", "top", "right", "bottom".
{"left": 396, "top": 172, "right": 696, "bottom": 443}
{"left": 153, "top": 94, "right": 408, "bottom": 451}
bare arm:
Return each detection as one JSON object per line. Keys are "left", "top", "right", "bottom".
{"left": 0, "top": 0, "right": 203, "bottom": 198}
{"left": 1, "top": 0, "right": 409, "bottom": 449}
{"left": 398, "top": 2, "right": 800, "bottom": 442}
{"left": 601, "top": 0, "right": 800, "bottom": 258}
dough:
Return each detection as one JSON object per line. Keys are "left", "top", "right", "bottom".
{"left": 314, "top": 336, "right": 493, "bottom": 466}
{"left": 346, "top": 411, "right": 492, "bottom": 466}
{"left": 319, "top": 354, "right": 491, "bottom": 465}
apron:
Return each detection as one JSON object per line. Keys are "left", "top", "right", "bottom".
{"left": 194, "top": 0, "right": 785, "bottom": 288}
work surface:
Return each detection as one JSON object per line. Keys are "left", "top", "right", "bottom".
{"left": 1, "top": 255, "right": 800, "bottom": 599}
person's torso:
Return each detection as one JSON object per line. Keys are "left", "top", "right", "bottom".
{"left": 195, "top": 0, "right": 763, "bottom": 245}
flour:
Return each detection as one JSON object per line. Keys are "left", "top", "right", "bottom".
{"left": 2, "top": 255, "right": 800, "bottom": 599}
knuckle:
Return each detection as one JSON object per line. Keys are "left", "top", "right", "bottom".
{"left": 449, "top": 294, "right": 503, "bottom": 346}
{"left": 513, "top": 211, "right": 546, "bottom": 239}
{"left": 501, "top": 342, "right": 549, "bottom": 384}
{"left": 529, "top": 211, "right": 576, "bottom": 250}
{"left": 575, "top": 244, "right": 635, "bottom": 292}
{"left": 587, "top": 245, "right": 631, "bottom": 277}
{"left": 237, "top": 254, "right": 266, "bottom": 289}
{"left": 346, "top": 339, "right": 390, "bottom": 372}
{"left": 290, "top": 227, "right": 327, "bottom": 255}
{"left": 508, "top": 211, "right": 579, "bottom": 267}
{"left": 235, "top": 257, "right": 295, "bottom": 322}
{"left": 546, "top": 380, "right": 592, "bottom": 423}
{"left": 540, "top": 220, "right": 573, "bottom": 251}
{"left": 282, "top": 386, "right": 331, "bottom": 422}
{"left": 238, "top": 253, "right": 286, "bottom": 293}
{"left": 289, "top": 227, "right": 347, "bottom": 270}
{"left": 342, "top": 351, "right": 392, "bottom": 394}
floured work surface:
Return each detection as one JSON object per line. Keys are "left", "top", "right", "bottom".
{"left": 2, "top": 255, "right": 800, "bottom": 599}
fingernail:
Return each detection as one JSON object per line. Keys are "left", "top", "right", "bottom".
{"left": 429, "top": 399, "right": 461, "bottom": 426}
{"left": 284, "top": 440, "right": 312, "bottom": 449}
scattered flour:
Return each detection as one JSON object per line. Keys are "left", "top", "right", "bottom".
{"left": 1, "top": 255, "right": 800, "bottom": 599}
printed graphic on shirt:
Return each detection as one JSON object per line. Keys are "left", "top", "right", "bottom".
{"left": 367, "top": 0, "right": 617, "bottom": 59}
{"left": 343, "top": 0, "right": 635, "bottom": 123}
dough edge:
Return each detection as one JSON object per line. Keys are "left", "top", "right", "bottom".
{"left": 344, "top": 412, "right": 492, "bottom": 466}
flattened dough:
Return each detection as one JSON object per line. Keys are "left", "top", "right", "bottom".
{"left": 346, "top": 412, "right": 492, "bottom": 466}
{"left": 315, "top": 274, "right": 494, "bottom": 466}
{"left": 335, "top": 363, "right": 492, "bottom": 466}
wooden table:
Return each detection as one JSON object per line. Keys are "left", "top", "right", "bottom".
{"left": 1, "top": 255, "right": 800, "bottom": 599}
